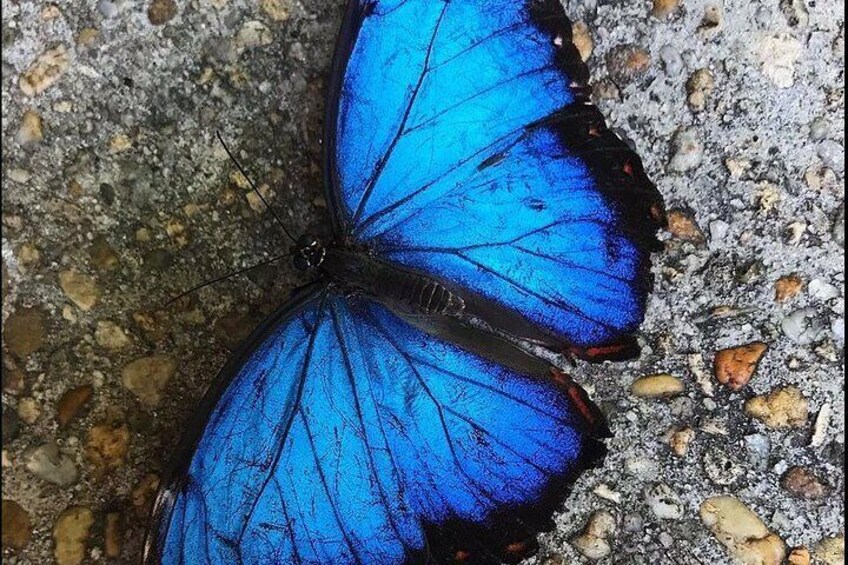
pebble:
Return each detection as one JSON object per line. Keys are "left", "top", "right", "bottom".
{"left": 2, "top": 406, "right": 20, "bottom": 445}
{"left": 592, "top": 483, "right": 622, "bottom": 504}
{"left": 665, "top": 427, "right": 695, "bottom": 457}
{"left": 755, "top": 33, "right": 802, "bottom": 88}
{"left": 16, "top": 110, "right": 43, "bottom": 144}
{"left": 745, "top": 386, "right": 808, "bottom": 429}
{"left": 95, "top": 321, "right": 131, "bottom": 350}
{"left": 53, "top": 506, "right": 94, "bottom": 565}
{"left": 700, "top": 496, "right": 786, "bottom": 565}
{"left": 698, "top": 4, "right": 724, "bottom": 39}
{"left": 59, "top": 271, "right": 101, "bottom": 311}
{"left": 17, "top": 397, "right": 40, "bottom": 425}
{"left": 666, "top": 209, "right": 705, "bottom": 243}
{"left": 2, "top": 499, "right": 31, "bottom": 549}
{"left": 808, "top": 117, "right": 830, "bottom": 141}
{"left": 818, "top": 140, "right": 845, "bottom": 174}
{"left": 571, "top": 511, "right": 616, "bottom": 559}
{"left": 644, "top": 483, "right": 684, "bottom": 520}
{"left": 77, "top": 27, "right": 98, "bottom": 47}
{"left": 121, "top": 355, "right": 178, "bottom": 406}
{"left": 775, "top": 274, "right": 804, "bottom": 302}
{"left": 814, "top": 536, "right": 844, "bottom": 565}
{"left": 605, "top": 44, "right": 651, "bottom": 84}
{"left": 16, "top": 242, "right": 41, "bottom": 266}
{"left": 20, "top": 45, "right": 70, "bottom": 96}
{"left": 3, "top": 307, "right": 45, "bottom": 358}
{"left": 236, "top": 21, "right": 274, "bottom": 51}
{"left": 630, "top": 374, "right": 684, "bottom": 399}
{"left": 659, "top": 44, "right": 683, "bottom": 75}
{"left": 781, "top": 308, "right": 825, "bottom": 344}
{"left": 85, "top": 420, "right": 131, "bottom": 477}
{"left": 668, "top": 128, "right": 703, "bottom": 172}
{"left": 8, "top": 168, "right": 32, "bottom": 183}
{"left": 744, "top": 433, "right": 771, "bottom": 471}
{"left": 56, "top": 385, "right": 93, "bottom": 427}
{"left": 703, "top": 448, "right": 743, "bottom": 485}
{"left": 89, "top": 236, "right": 120, "bottom": 270}
{"left": 810, "top": 403, "right": 832, "bottom": 447}
{"left": 651, "top": 0, "right": 681, "bottom": 19}
{"left": 215, "top": 311, "right": 258, "bottom": 350}
{"left": 104, "top": 512, "right": 123, "bottom": 558}
{"left": 805, "top": 165, "right": 837, "bottom": 191}
{"left": 686, "top": 69, "right": 714, "bottom": 112}
{"left": 626, "top": 456, "right": 660, "bottom": 480}
{"left": 713, "top": 342, "right": 768, "bottom": 390}
{"left": 781, "top": 466, "right": 827, "bottom": 499}
{"left": 780, "top": 0, "right": 809, "bottom": 28}
{"left": 833, "top": 207, "right": 845, "bottom": 248}
{"left": 571, "top": 22, "right": 593, "bottom": 62}
{"left": 788, "top": 546, "right": 812, "bottom": 565}
{"left": 26, "top": 441, "right": 79, "bottom": 486}
{"left": 148, "top": 0, "right": 177, "bottom": 25}
{"left": 260, "top": 0, "right": 293, "bottom": 21}
{"left": 131, "top": 473, "right": 161, "bottom": 518}
{"left": 592, "top": 79, "right": 620, "bottom": 101}
{"left": 808, "top": 279, "right": 840, "bottom": 301}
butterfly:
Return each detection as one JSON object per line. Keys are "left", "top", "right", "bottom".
{"left": 144, "top": 0, "right": 665, "bottom": 563}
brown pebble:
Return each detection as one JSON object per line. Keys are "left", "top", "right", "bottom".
{"left": 95, "top": 321, "right": 131, "bottom": 350}
{"left": 666, "top": 209, "right": 705, "bottom": 243}
{"left": 85, "top": 420, "right": 131, "bottom": 477}
{"left": 131, "top": 474, "right": 161, "bottom": 518}
{"left": 56, "top": 385, "right": 93, "bottom": 427}
{"left": 606, "top": 44, "right": 652, "bottom": 84}
{"left": 2, "top": 499, "right": 32, "bottom": 549}
{"left": 260, "top": 0, "right": 292, "bottom": 21}
{"left": 651, "top": 0, "right": 681, "bottom": 19}
{"left": 59, "top": 271, "right": 100, "bottom": 311}
{"left": 781, "top": 466, "right": 827, "bottom": 499}
{"left": 571, "top": 21, "right": 593, "bottom": 62}
{"left": 77, "top": 27, "right": 98, "bottom": 46}
{"left": 775, "top": 274, "right": 804, "bottom": 302}
{"left": 592, "top": 78, "right": 620, "bottom": 101}
{"left": 2, "top": 356, "right": 26, "bottom": 395}
{"left": 215, "top": 311, "right": 259, "bottom": 351}
{"left": 713, "top": 341, "right": 768, "bottom": 390}
{"left": 745, "top": 386, "right": 808, "bottom": 428}
{"left": 148, "top": 0, "right": 177, "bottom": 25}
{"left": 666, "top": 427, "right": 695, "bottom": 456}
{"left": 16, "top": 110, "right": 43, "bottom": 144}
{"left": 89, "top": 236, "right": 120, "bottom": 270}
{"left": 814, "top": 536, "right": 844, "bottom": 565}
{"left": 104, "top": 512, "right": 123, "bottom": 558}
{"left": 16, "top": 242, "right": 41, "bottom": 266}
{"left": 698, "top": 4, "right": 724, "bottom": 38}
{"left": 788, "top": 546, "right": 811, "bottom": 565}
{"left": 3, "top": 307, "right": 45, "bottom": 358}
{"left": 53, "top": 506, "right": 94, "bottom": 565}
{"left": 20, "top": 45, "right": 70, "bottom": 96}
{"left": 631, "top": 374, "right": 684, "bottom": 399}
{"left": 122, "top": 355, "right": 178, "bottom": 406}
{"left": 686, "top": 68, "right": 715, "bottom": 112}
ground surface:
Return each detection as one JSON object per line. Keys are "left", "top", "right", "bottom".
{"left": 1, "top": 0, "right": 844, "bottom": 563}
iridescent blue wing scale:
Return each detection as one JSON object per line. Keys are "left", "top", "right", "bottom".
{"left": 145, "top": 286, "right": 604, "bottom": 564}
{"left": 326, "top": 0, "right": 665, "bottom": 356}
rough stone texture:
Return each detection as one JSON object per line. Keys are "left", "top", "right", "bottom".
{"left": 1, "top": 0, "right": 843, "bottom": 563}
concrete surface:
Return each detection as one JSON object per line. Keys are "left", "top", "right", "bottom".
{"left": 1, "top": 0, "right": 844, "bottom": 563}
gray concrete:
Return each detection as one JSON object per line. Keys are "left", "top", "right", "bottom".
{"left": 2, "top": 0, "right": 843, "bottom": 563}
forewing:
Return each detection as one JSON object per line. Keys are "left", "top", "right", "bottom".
{"left": 145, "top": 288, "right": 604, "bottom": 564}
{"left": 326, "top": 0, "right": 665, "bottom": 352}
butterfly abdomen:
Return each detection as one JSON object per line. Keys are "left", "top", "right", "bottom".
{"left": 322, "top": 248, "right": 465, "bottom": 316}
{"left": 377, "top": 270, "right": 465, "bottom": 316}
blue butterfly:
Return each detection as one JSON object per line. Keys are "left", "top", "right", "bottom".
{"left": 144, "top": 0, "right": 665, "bottom": 563}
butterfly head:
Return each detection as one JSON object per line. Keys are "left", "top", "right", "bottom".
{"left": 291, "top": 234, "right": 326, "bottom": 271}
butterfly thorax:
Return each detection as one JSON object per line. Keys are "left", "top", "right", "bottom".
{"left": 318, "top": 246, "right": 465, "bottom": 317}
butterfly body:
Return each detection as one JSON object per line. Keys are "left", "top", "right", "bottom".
{"left": 146, "top": 1, "right": 665, "bottom": 563}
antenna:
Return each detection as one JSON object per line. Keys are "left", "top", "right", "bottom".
{"left": 215, "top": 130, "right": 297, "bottom": 244}
{"left": 159, "top": 252, "right": 288, "bottom": 309}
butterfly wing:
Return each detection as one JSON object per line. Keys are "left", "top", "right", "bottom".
{"left": 145, "top": 286, "right": 604, "bottom": 564}
{"left": 326, "top": 0, "right": 665, "bottom": 355}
